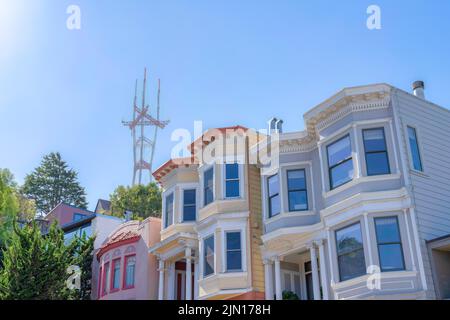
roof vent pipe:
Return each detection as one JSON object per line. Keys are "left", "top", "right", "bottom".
{"left": 412, "top": 81, "right": 425, "bottom": 99}
{"left": 275, "top": 119, "right": 283, "bottom": 134}
{"left": 267, "top": 117, "right": 278, "bottom": 135}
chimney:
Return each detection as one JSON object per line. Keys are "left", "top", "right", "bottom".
{"left": 275, "top": 119, "right": 284, "bottom": 133}
{"left": 412, "top": 81, "right": 425, "bottom": 99}
{"left": 267, "top": 117, "right": 278, "bottom": 134}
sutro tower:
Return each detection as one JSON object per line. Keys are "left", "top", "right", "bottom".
{"left": 122, "top": 68, "right": 169, "bottom": 185}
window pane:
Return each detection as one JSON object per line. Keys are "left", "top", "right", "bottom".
{"left": 126, "top": 257, "right": 136, "bottom": 287}
{"left": 287, "top": 170, "right": 306, "bottom": 190}
{"left": 183, "top": 189, "right": 196, "bottom": 206}
{"left": 268, "top": 174, "right": 279, "bottom": 197}
{"left": 336, "top": 223, "right": 364, "bottom": 255}
{"left": 378, "top": 244, "right": 405, "bottom": 271}
{"left": 165, "top": 193, "right": 174, "bottom": 228}
{"left": 366, "top": 152, "right": 390, "bottom": 175}
{"left": 293, "top": 274, "right": 301, "bottom": 297}
{"left": 407, "top": 127, "right": 423, "bottom": 171}
{"left": 226, "top": 232, "right": 241, "bottom": 250}
{"left": 226, "top": 180, "right": 240, "bottom": 198}
{"left": 363, "top": 129, "right": 387, "bottom": 152}
{"left": 375, "top": 217, "right": 401, "bottom": 243}
{"left": 330, "top": 159, "right": 354, "bottom": 189}
{"left": 288, "top": 190, "right": 308, "bottom": 211}
{"left": 204, "top": 236, "right": 215, "bottom": 277}
{"left": 327, "top": 136, "right": 351, "bottom": 166}
{"left": 226, "top": 163, "right": 239, "bottom": 179}
{"left": 226, "top": 251, "right": 242, "bottom": 271}
{"left": 304, "top": 261, "right": 312, "bottom": 273}
{"left": 183, "top": 205, "right": 196, "bottom": 221}
{"left": 338, "top": 249, "right": 366, "bottom": 281}
{"left": 269, "top": 194, "right": 280, "bottom": 217}
{"left": 113, "top": 261, "right": 120, "bottom": 289}
{"left": 305, "top": 273, "right": 313, "bottom": 300}
{"left": 204, "top": 168, "right": 214, "bottom": 206}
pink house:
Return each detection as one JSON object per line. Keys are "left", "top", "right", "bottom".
{"left": 45, "top": 202, "right": 94, "bottom": 227}
{"left": 96, "top": 217, "right": 161, "bottom": 300}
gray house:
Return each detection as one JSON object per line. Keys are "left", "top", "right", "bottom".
{"left": 257, "top": 82, "right": 450, "bottom": 300}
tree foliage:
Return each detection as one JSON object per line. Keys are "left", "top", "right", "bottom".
{"left": 0, "top": 222, "right": 94, "bottom": 300}
{"left": 110, "top": 182, "right": 162, "bottom": 219}
{"left": 22, "top": 152, "right": 87, "bottom": 214}
{"left": 0, "top": 171, "right": 19, "bottom": 266}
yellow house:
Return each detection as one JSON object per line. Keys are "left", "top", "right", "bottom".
{"left": 149, "top": 126, "right": 266, "bottom": 300}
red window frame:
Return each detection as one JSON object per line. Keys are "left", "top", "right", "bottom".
{"left": 110, "top": 258, "right": 121, "bottom": 293}
{"left": 97, "top": 266, "right": 103, "bottom": 299}
{"left": 102, "top": 262, "right": 110, "bottom": 297}
{"left": 123, "top": 254, "right": 136, "bottom": 290}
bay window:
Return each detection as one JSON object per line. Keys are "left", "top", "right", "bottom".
{"left": 111, "top": 258, "right": 121, "bottom": 291}
{"left": 124, "top": 255, "right": 136, "bottom": 288}
{"left": 287, "top": 169, "right": 308, "bottom": 211}
{"left": 183, "top": 189, "right": 196, "bottom": 222}
{"left": 204, "top": 167, "right": 214, "bottom": 206}
{"left": 327, "top": 135, "right": 354, "bottom": 189}
{"left": 225, "top": 163, "right": 240, "bottom": 198}
{"left": 164, "top": 193, "right": 174, "bottom": 228}
{"left": 102, "top": 262, "right": 110, "bottom": 296}
{"left": 363, "top": 128, "right": 390, "bottom": 176}
{"left": 374, "top": 216, "right": 405, "bottom": 272}
{"left": 335, "top": 223, "right": 366, "bottom": 281}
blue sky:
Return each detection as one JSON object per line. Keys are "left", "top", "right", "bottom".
{"left": 1, "top": 0, "right": 449, "bottom": 209}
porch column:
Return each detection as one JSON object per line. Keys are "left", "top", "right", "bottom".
{"left": 158, "top": 259, "right": 165, "bottom": 300}
{"left": 274, "top": 257, "right": 282, "bottom": 300}
{"left": 308, "top": 243, "right": 321, "bottom": 300}
{"left": 167, "top": 262, "right": 175, "bottom": 300}
{"left": 185, "top": 247, "right": 192, "bottom": 300}
{"left": 263, "top": 259, "right": 274, "bottom": 300}
{"left": 316, "top": 240, "right": 330, "bottom": 300}
{"left": 194, "top": 258, "right": 199, "bottom": 300}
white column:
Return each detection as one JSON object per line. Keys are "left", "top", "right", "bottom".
{"left": 158, "top": 259, "right": 165, "bottom": 300}
{"left": 274, "top": 257, "right": 282, "bottom": 300}
{"left": 185, "top": 247, "right": 192, "bottom": 300}
{"left": 167, "top": 262, "right": 175, "bottom": 300}
{"left": 194, "top": 259, "right": 199, "bottom": 300}
{"left": 316, "top": 240, "right": 329, "bottom": 300}
{"left": 264, "top": 259, "right": 274, "bottom": 300}
{"left": 352, "top": 124, "right": 361, "bottom": 179}
{"left": 403, "top": 209, "right": 416, "bottom": 271}
{"left": 309, "top": 243, "right": 321, "bottom": 300}
{"left": 363, "top": 212, "right": 374, "bottom": 267}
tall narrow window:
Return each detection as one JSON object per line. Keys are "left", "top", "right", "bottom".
{"left": 327, "top": 135, "right": 354, "bottom": 189}
{"left": 407, "top": 126, "right": 423, "bottom": 171}
{"left": 225, "top": 163, "right": 240, "bottom": 198}
{"left": 363, "top": 128, "right": 390, "bottom": 176}
{"left": 183, "top": 189, "right": 196, "bottom": 222}
{"left": 203, "top": 235, "right": 215, "bottom": 277}
{"left": 335, "top": 223, "right": 366, "bottom": 281}
{"left": 287, "top": 169, "right": 308, "bottom": 211}
{"left": 124, "top": 255, "right": 136, "bottom": 288}
{"left": 164, "top": 193, "right": 174, "bottom": 228}
{"left": 374, "top": 217, "right": 405, "bottom": 272}
{"left": 102, "top": 262, "right": 110, "bottom": 296}
{"left": 111, "top": 258, "right": 121, "bottom": 291}
{"left": 226, "top": 231, "right": 242, "bottom": 271}
{"left": 204, "top": 167, "right": 214, "bottom": 206}
{"left": 267, "top": 174, "right": 280, "bottom": 217}
{"left": 98, "top": 266, "right": 103, "bottom": 298}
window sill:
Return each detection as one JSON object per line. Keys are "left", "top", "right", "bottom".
{"left": 323, "top": 173, "right": 401, "bottom": 198}
{"left": 122, "top": 285, "right": 135, "bottom": 291}
{"left": 265, "top": 210, "right": 316, "bottom": 224}
{"left": 331, "top": 270, "right": 418, "bottom": 290}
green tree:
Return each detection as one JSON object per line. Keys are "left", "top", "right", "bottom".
{"left": 0, "top": 171, "right": 19, "bottom": 267}
{"left": 0, "top": 222, "right": 94, "bottom": 300}
{"left": 22, "top": 152, "right": 87, "bottom": 214}
{"left": 110, "top": 182, "right": 162, "bottom": 219}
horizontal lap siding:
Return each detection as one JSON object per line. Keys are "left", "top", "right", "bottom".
{"left": 397, "top": 91, "right": 450, "bottom": 299}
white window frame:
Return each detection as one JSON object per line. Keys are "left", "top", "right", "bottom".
{"left": 222, "top": 163, "right": 243, "bottom": 200}
{"left": 224, "top": 230, "right": 244, "bottom": 273}
{"left": 200, "top": 164, "right": 215, "bottom": 208}
{"left": 179, "top": 183, "right": 199, "bottom": 223}
{"left": 202, "top": 234, "right": 216, "bottom": 279}
{"left": 404, "top": 124, "right": 426, "bottom": 174}
{"left": 162, "top": 188, "right": 175, "bottom": 230}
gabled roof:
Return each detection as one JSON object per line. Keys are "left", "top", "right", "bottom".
{"left": 95, "top": 199, "right": 111, "bottom": 213}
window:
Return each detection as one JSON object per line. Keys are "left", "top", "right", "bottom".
{"left": 203, "top": 235, "right": 215, "bottom": 277}
{"left": 123, "top": 255, "right": 136, "bottom": 288}
{"left": 407, "top": 126, "right": 423, "bottom": 171}
{"left": 287, "top": 169, "right": 308, "bottom": 211}
{"left": 183, "top": 189, "right": 196, "bottom": 222}
{"left": 226, "top": 232, "right": 242, "bottom": 271}
{"left": 102, "top": 262, "right": 110, "bottom": 296}
{"left": 304, "top": 261, "right": 314, "bottom": 300}
{"left": 267, "top": 174, "right": 280, "bottom": 217}
{"left": 164, "top": 193, "right": 174, "bottom": 228}
{"left": 204, "top": 167, "right": 214, "bottom": 206}
{"left": 327, "top": 135, "right": 354, "bottom": 189}
{"left": 335, "top": 223, "right": 366, "bottom": 281}
{"left": 111, "top": 258, "right": 121, "bottom": 291}
{"left": 225, "top": 163, "right": 240, "bottom": 198}
{"left": 73, "top": 213, "right": 85, "bottom": 222}
{"left": 98, "top": 266, "right": 103, "bottom": 298}
{"left": 363, "top": 128, "right": 390, "bottom": 176}
{"left": 374, "top": 217, "right": 405, "bottom": 272}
